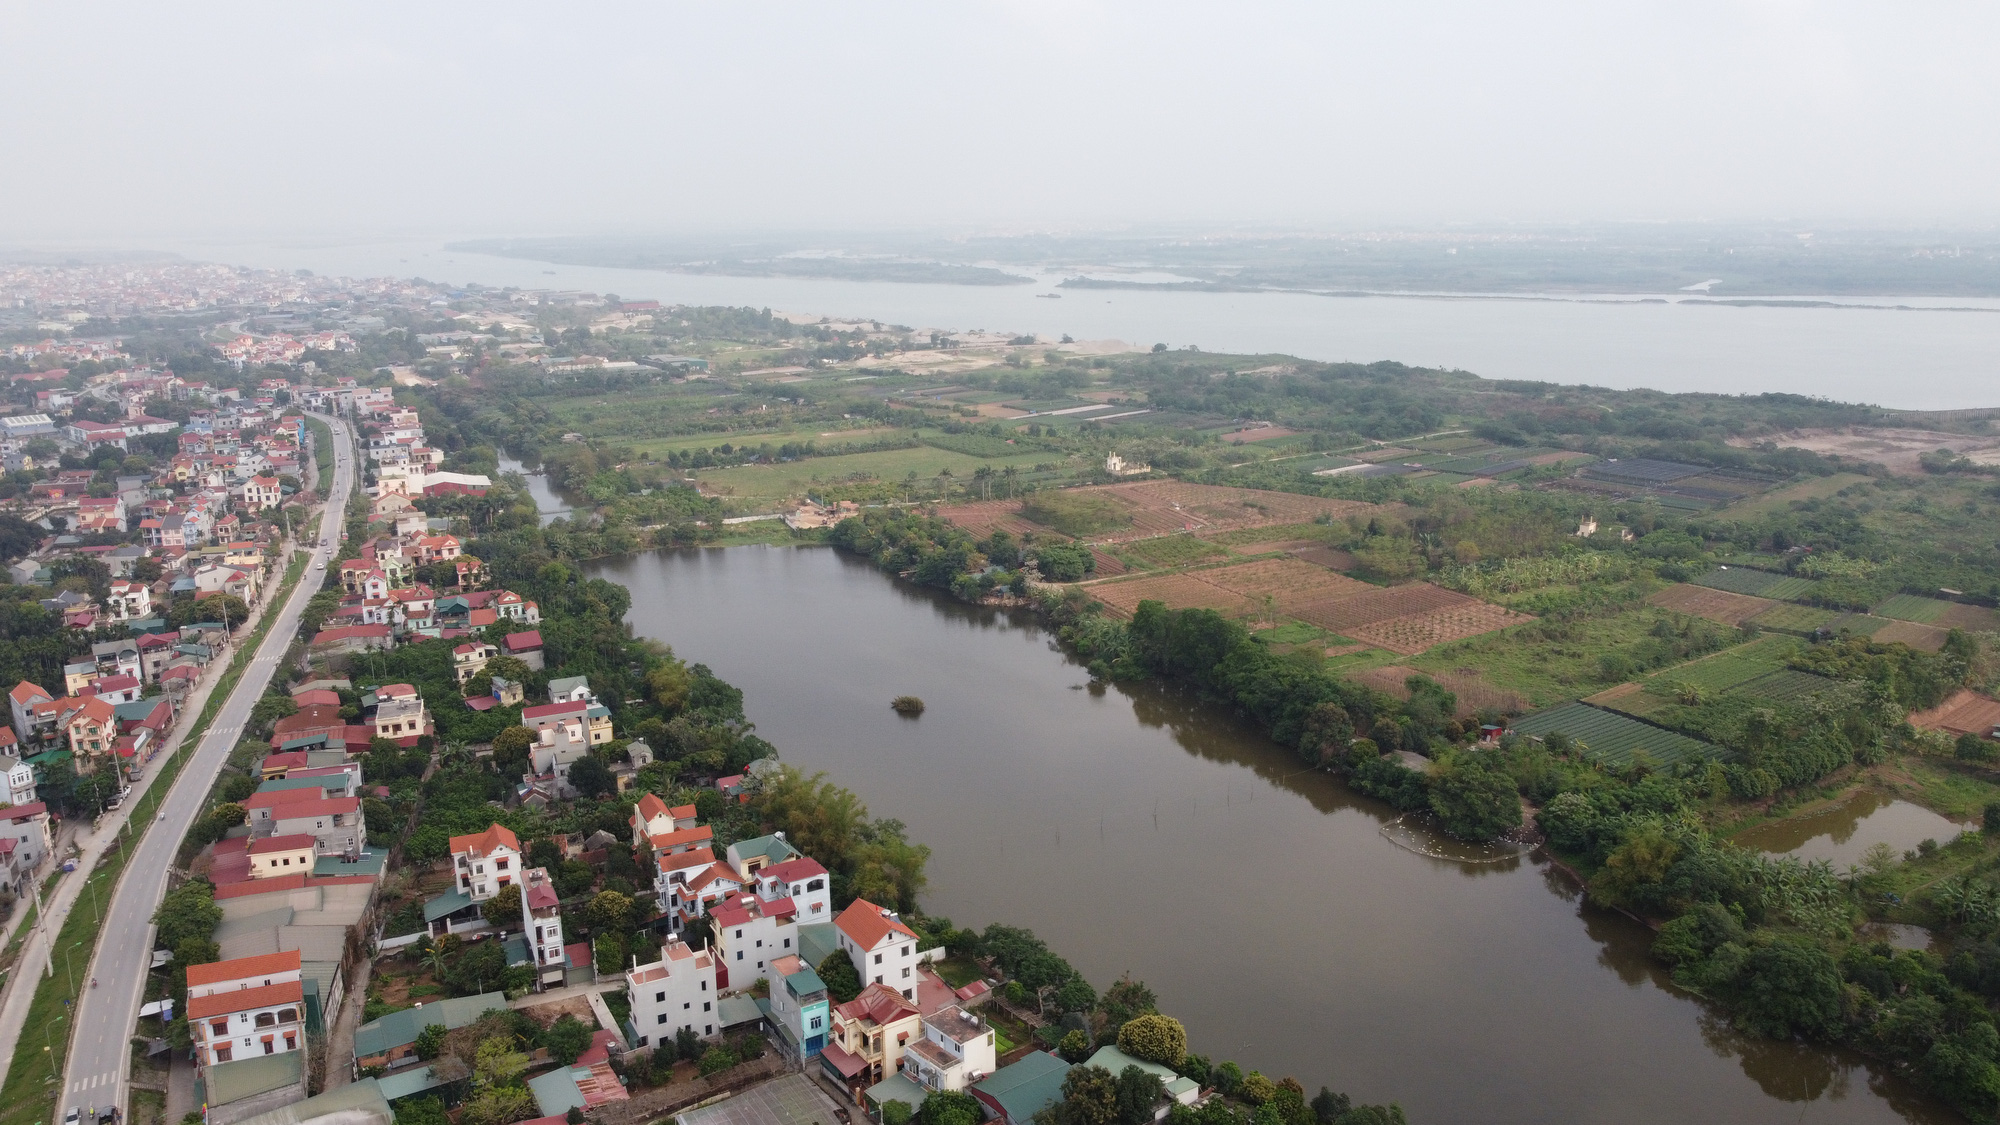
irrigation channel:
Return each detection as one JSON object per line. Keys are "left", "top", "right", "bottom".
{"left": 587, "top": 543, "right": 1962, "bottom": 1125}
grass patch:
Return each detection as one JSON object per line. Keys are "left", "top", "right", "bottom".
{"left": 1409, "top": 604, "right": 1734, "bottom": 709}
{"left": 931, "top": 954, "right": 985, "bottom": 990}
{"left": 1880, "top": 755, "right": 2000, "bottom": 822}
{"left": 1117, "top": 535, "right": 1230, "bottom": 570}
{"left": 1020, "top": 490, "right": 1134, "bottom": 537}
{"left": 1202, "top": 522, "right": 1335, "bottom": 547}
{"left": 1873, "top": 593, "right": 1954, "bottom": 624}
{"left": 1691, "top": 566, "right": 1818, "bottom": 600}
{"left": 306, "top": 416, "right": 334, "bottom": 479}
{"left": 1721, "top": 472, "right": 1873, "bottom": 518}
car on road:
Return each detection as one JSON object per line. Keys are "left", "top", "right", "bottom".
{"left": 315, "top": 562, "right": 326, "bottom": 570}
{"left": 64, "top": 1108, "right": 80, "bottom": 1125}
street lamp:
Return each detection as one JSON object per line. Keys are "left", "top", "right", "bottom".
{"left": 63, "top": 940, "right": 84, "bottom": 995}
{"left": 44, "top": 1012, "right": 64, "bottom": 1078}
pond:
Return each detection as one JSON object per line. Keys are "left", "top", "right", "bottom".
{"left": 1735, "top": 791, "right": 1972, "bottom": 870}
{"left": 587, "top": 545, "right": 1958, "bottom": 1125}
{"left": 496, "top": 455, "right": 575, "bottom": 526}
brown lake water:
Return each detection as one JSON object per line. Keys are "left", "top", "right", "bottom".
{"left": 1734, "top": 792, "right": 1973, "bottom": 870}
{"left": 589, "top": 545, "right": 1959, "bottom": 1124}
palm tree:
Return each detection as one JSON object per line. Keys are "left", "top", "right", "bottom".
{"left": 973, "top": 465, "right": 995, "bottom": 500}
{"left": 1002, "top": 465, "right": 1019, "bottom": 498}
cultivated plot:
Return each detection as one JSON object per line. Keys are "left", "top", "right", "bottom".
{"left": 1648, "top": 583, "right": 1777, "bottom": 626}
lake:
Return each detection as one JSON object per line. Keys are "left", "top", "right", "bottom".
{"left": 1734, "top": 792, "right": 1972, "bottom": 870}
{"left": 177, "top": 235, "right": 2000, "bottom": 409}
{"left": 588, "top": 544, "right": 1957, "bottom": 1125}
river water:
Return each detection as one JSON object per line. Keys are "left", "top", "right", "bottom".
{"left": 175, "top": 235, "right": 2000, "bottom": 409}
{"left": 586, "top": 544, "right": 1956, "bottom": 1125}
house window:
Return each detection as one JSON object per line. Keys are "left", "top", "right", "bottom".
{"left": 215, "top": 1044, "right": 232, "bottom": 1062}
{"left": 874, "top": 953, "right": 883, "bottom": 965}
{"left": 810, "top": 1017, "right": 822, "bottom": 1031}
{"left": 736, "top": 951, "right": 743, "bottom": 961}
{"left": 655, "top": 992, "right": 666, "bottom": 1003}
{"left": 657, "top": 1014, "right": 668, "bottom": 1025}
{"left": 211, "top": 1020, "right": 229, "bottom": 1037}
{"left": 902, "top": 967, "right": 911, "bottom": 979}
{"left": 704, "top": 1001, "right": 711, "bottom": 1011}
{"left": 705, "top": 1024, "right": 713, "bottom": 1035}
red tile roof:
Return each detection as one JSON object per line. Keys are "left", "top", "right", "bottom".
{"left": 835, "top": 898, "right": 918, "bottom": 951}
{"left": 503, "top": 630, "right": 542, "bottom": 652}
{"left": 186, "top": 979, "right": 302, "bottom": 1020}
{"left": 247, "top": 833, "right": 316, "bottom": 854}
{"left": 449, "top": 823, "right": 519, "bottom": 858}
{"left": 186, "top": 950, "right": 301, "bottom": 987}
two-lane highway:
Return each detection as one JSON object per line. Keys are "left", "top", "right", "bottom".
{"left": 56, "top": 412, "right": 354, "bottom": 1115}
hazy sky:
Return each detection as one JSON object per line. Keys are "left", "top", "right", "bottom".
{"left": 5, "top": 1, "right": 1998, "bottom": 242}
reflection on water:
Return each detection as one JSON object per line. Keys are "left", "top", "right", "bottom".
{"left": 587, "top": 545, "right": 1952, "bottom": 1124}
{"left": 1735, "top": 791, "right": 1971, "bottom": 869}
{"left": 496, "top": 456, "right": 575, "bottom": 526}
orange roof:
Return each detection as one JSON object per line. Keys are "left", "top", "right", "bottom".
{"left": 632, "top": 792, "right": 670, "bottom": 824}
{"left": 668, "top": 804, "right": 697, "bottom": 821}
{"left": 648, "top": 825, "right": 713, "bottom": 851}
{"left": 186, "top": 979, "right": 302, "bottom": 1021}
{"left": 658, "top": 846, "right": 715, "bottom": 874}
{"left": 449, "top": 823, "right": 519, "bottom": 859}
{"left": 834, "top": 898, "right": 918, "bottom": 950}
{"left": 63, "top": 696, "right": 116, "bottom": 727}
{"left": 186, "top": 950, "right": 301, "bottom": 988}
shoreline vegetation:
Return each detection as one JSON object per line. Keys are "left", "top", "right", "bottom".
{"left": 266, "top": 285, "right": 2000, "bottom": 1121}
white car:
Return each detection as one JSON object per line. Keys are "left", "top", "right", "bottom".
{"left": 316, "top": 562, "right": 326, "bottom": 570}
{"left": 65, "top": 1108, "right": 80, "bottom": 1125}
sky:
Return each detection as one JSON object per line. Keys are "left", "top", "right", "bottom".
{"left": 4, "top": 1, "right": 1999, "bottom": 242}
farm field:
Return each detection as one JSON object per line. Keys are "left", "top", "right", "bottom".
{"left": 1746, "top": 602, "right": 1837, "bottom": 634}
{"left": 1350, "top": 666, "right": 1531, "bottom": 719}
{"left": 1199, "top": 521, "right": 1338, "bottom": 547}
{"left": 1509, "top": 701, "right": 1721, "bottom": 769}
{"left": 1090, "top": 572, "right": 1253, "bottom": 617}
{"left": 1910, "top": 690, "right": 2000, "bottom": 737}
{"left": 1115, "top": 535, "right": 1232, "bottom": 570}
{"left": 1691, "top": 566, "right": 1818, "bottom": 600}
{"left": 1642, "top": 634, "right": 1801, "bottom": 695}
{"left": 1348, "top": 601, "right": 1534, "bottom": 656}
{"left": 1870, "top": 619, "right": 1950, "bottom": 651}
{"left": 1198, "top": 556, "right": 1377, "bottom": 607}
{"left": 1729, "top": 668, "right": 1840, "bottom": 703}
{"left": 1873, "top": 593, "right": 1953, "bottom": 623}
{"left": 1647, "top": 583, "right": 1776, "bottom": 626}
{"left": 1719, "top": 472, "right": 1873, "bottom": 518}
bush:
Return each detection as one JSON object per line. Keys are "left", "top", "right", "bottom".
{"left": 1239, "top": 1073, "right": 1277, "bottom": 1105}
{"left": 881, "top": 1103, "right": 913, "bottom": 1125}
{"left": 1116, "top": 1014, "right": 1187, "bottom": 1068}
{"left": 544, "top": 1014, "right": 594, "bottom": 1065}
{"left": 1958, "top": 733, "right": 1997, "bottom": 763}
{"left": 697, "top": 1046, "right": 737, "bottom": 1076}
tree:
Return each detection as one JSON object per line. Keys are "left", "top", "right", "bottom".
{"left": 1055, "top": 974, "right": 1096, "bottom": 1014}
{"left": 595, "top": 933, "right": 626, "bottom": 976}
{"left": 881, "top": 1103, "right": 914, "bottom": 1125}
{"left": 1427, "top": 753, "right": 1522, "bottom": 842}
{"left": 1311, "top": 1090, "right": 1351, "bottom": 1125}
{"left": 817, "top": 952, "right": 862, "bottom": 1004}
{"left": 1114, "top": 1066, "right": 1165, "bottom": 1125}
{"left": 698, "top": 1045, "right": 737, "bottom": 1076}
{"left": 1730, "top": 938, "right": 1845, "bottom": 1040}
{"left": 250, "top": 693, "right": 299, "bottom": 730}
{"left": 474, "top": 1034, "right": 530, "bottom": 1086}
{"left": 458, "top": 1087, "right": 532, "bottom": 1125}
{"left": 1238, "top": 1073, "right": 1277, "bottom": 1106}
{"left": 394, "top": 1098, "right": 449, "bottom": 1125}
{"left": 1047, "top": 1065, "right": 1119, "bottom": 1125}
{"left": 585, "top": 890, "right": 634, "bottom": 935}
{"left": 482, "top": 884, "right": 522, "bottom": 929}
{"left": 492, "top": 726, "right": 535, "bottom": 776}
{"left": 414, "top": 1023, "right": 449, "bottom": 1061}
{"left": 1958, "top": 733, "right": 1997, "bottom": 764}
{"left": 1059, "top": 1029, "right": 1091, "bottom": 1062}
{"left": 920, "top": 1092, "right": 982, "bottom": 1125}
{"left": 568, "top": 755, "right": 616, "bottom": 800}
{"left": 1117, "top": 1014, "right": 1186, "bottom": 1068}
{"left": 674, "top": 1025, "right": 701, "bottom": 1062}
{"left": 154, "top": 880, "right": 222, "bottom": 952}
{"left": 217, "top": 773, "right": 258, "bottom": 803}
{"left": 544, "top": 1014, "right": 594, "bottom": 1065}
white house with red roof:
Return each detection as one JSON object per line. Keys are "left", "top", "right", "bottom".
{"left": 450, "top": 823, "right": 521, "bottom": 902}
{"left": 105, "top": 579, "right": 151, "bottom": 622}
{"left": 245, "top": 834, "right": 317, "bottom": 878}
{"left": 0, "top": 802, "right": 52, "bottom": 876}
{"left": 754, "top": 855, "right": 832, "bottom": 923}
{"left": 452, "top": 641, "right": 497, "bottom": 685}
{"left": 8, "top": 680, "right": 53, "bottom": 743}
{"left": 187, "top": 950, "right": 305, "bottom": 1068}
{"left": 835, "top": 898, "right": 923, "bottom": 1001}
{"left": 710, "top": 890, "right": 802, "bottom": 987}
{"left": 626, "top": 939, "right": 719, "bottom": 1048}
{"left": 239, "top": 475, "right": 281, "bottom": 511}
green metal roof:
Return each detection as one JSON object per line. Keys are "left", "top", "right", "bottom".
{"left": 797, "top": 922, "right": 841, "bottom": 969}
{"left": 423, "top": 888, "right": 474, "bottom": 923}
{"left": 203, "top": 1050, "right": 304, "bottom": 1105}
{"left": 973, "top": 1052, "right": 1071, "bottom": 1124}
{"left": 374, "top": 1066, "right": 448, "bottom": 1102}
{"left": 353, "top": 991, "right": 506, "bottom": 1057}
{"left": 784, "top": 966, "right": 827, "bottom": 999}
{"left": 1084, "top": 1045, "right": 1178, "bottom": 1084}
{"left": 865, "top": 1073, "right": 929, "bottom": 1111}
{"left": 527, "top": 1068, "right": 586, "bottom": 1117}
{"left": 235, "top": 1077, "right": 392, "bottom": 1125}
{"left": 258, "top": 776, "right": 335, "bottom": 794}
{"left": 315, "top": 849, "right": 387, "bottom": 877}
{"left": 718, "top": 994, "right": 764, "bottom": 1028}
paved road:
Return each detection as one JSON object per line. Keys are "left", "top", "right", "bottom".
{"left": 56, "top": 412, "right": 354, "bottom": 1117}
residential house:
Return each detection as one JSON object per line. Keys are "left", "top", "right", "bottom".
{"left": 753, "top": 856, "right": 833, "bottom": 925}
{"left": 726, "top": 832, "right": 805, "bottom": 881}
{"left": 354, "top": 992, "right": 508, "bottom": 1071}
{"left": 900, "top": 1006, "right": 999, "bottom": 1096}
{"left": 105, "top": 579, "right": 151, "bottom": 622}
{"left": 369, "top": 684, "right": 430, "bottom": 746}
{"left": 451, "top": 642, "right": 497, "bottom": 685}
{"left": 493, "top": 591, "right": 540, "bottom": 624}
{"left": 245, "top": 835, "right": 318, "bottom": 879}
{"left": 500, "top": 630, "right": 544, "bottom": 671}
{"left": 239, "top": 476, "right": 282, "bottom": 510}
{"left": 449, "top": 823, "right": 521, "bottom": 902}
{"left": 7, "top": 681, "right": 54, "bottom": 745}
{"left": 820, "top": 983, "right": 922, "bottom": 1099}
{"left": 836, "top": 898, "right": 922, "bottom": 1002}
{"left": 188, "top": 950, "right": 306, "bottom": 1068}
{"left": 0, "top": 752, "right": 36, "bottom": 805}
{"left": 625, "top": 939, "right": 718, "bottom": 1049}
{"left": 766, "top": 953, "right": 832, "bottom": 1061}
{"left": 522, "top": 865, "right": 566, "bottom": 990}
{"left": 710, "top": 891, "right": 801, "bottom": 986}
{"left": 0, "top": 802, "right": 52, "bottom": 876}
{"left": 547, "top": 676, "right": 593, "bottom": 704}
{"left": 310, "top": 624, "right": 394, "bottom": 655}
{"left": 62, "top": 695, "right": 118, "bottom": 767}
{"left": 1079, "top": 1045, "right": 1202, "bottom": 1111}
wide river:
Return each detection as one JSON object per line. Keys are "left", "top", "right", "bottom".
{"left": 586, "top": 544, "right": 1958, "bottom": 1125}
{"left": 175, "top": 235, "right": 2000, "bottom": 409}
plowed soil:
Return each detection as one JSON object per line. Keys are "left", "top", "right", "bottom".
{"left": 1648, "top": 583, "right": 1778, "bottom": 626}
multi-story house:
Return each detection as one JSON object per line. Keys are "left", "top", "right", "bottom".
{"left": 493, "top": 591, "right": 540, "bottom": 623}
{"left": 654, "top": 846, "right": 741, "bottom": 935}
{"left": 268, "top": 795, "right": 361, "bottom": 855}
{"left": 449, "top": 823, "right": 521, "bottom": 902}
{"left": 188, "top": 950, "right": 305, "bottom": 1068}
{"left": 239, "top": 475, "right": 281, "bottom": 510}
{"left": 766, "top": 953, "right": 831, "bottom": 1060}
{"left": 522, "top": 865, "right": 567, "bottom": 991}
{"left": 0, "top": 753, "right": 36, "bottom": 805}
{"left": 626, "top": 939, "right": 718, "bottom": 1050}
{"left": 901, "top": 1005, "right": 999, "bottom": 1095}
{"left": 0, "top": 802, "right": 51, "bottom": 875}
{"left": 92, "top": 639, "right": 143, "bottom": 681}
{"left": 836, "top": 898, "right": 923, "bottom": 1002}
{"left": 451, "top": 641, "right": 497, "bottom": 685}
{"left": 752, "top": 856, "right": 833, "bottom": 925}
{"left": 7, "top": 681, "right": 53, "bottom": 745}
{"left": 710, "top": 891, "right": 801, "bottom": 986}
{"left": 821, "top": 982, "right": 922, "bottom": 1094}
{"left": 62, "top": 695, "right": 117, "bottom": 766}
{"left": 245, "top": 834, "right": 317, "bottom": 878}
{"left": 370, "top": 683, "right": 431, "bottom": 746}
{"left": 105, "top": 579, "right": 151, "bottom": 621}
